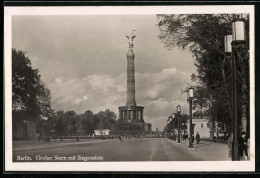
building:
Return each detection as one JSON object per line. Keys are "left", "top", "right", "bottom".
{"left": 110, "top": 32, "right": 152, "bottom": 135}
{"left": 94, "top": 129, "right": 110, "bottom": 136}
{"left": 187, "top": 117, "right": 210, "bottom": 138}
{"left": 13, "top": 119, "right": 36, "bottom": 141}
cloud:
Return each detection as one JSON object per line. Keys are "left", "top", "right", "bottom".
{"left": 12, "top": 15, "right": 196, "bottom": 130}
{"left": 48, "top": 67, "right": 194, "bottom": 131}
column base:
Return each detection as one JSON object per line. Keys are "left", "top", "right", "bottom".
{"left": 109, "top": 122, "right": 152, "bottom": 135}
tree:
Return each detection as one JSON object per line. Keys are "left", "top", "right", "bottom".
{"left": 157, "top": 14, "right": 249, "bottom": 134}
{"left": 52, "top": 110, "right": 66, "bottom": 138}
{"left": 83, "top": 110, "right": 94, "bottom": 134}
{"left": 12, "top": 49, "right": 52, "bottom": 120}
{"left": 63, "top": 111, "right": 77, "bottom": 135}
{"left": 94, "top": 109, "right": 116, "bottom": 130}
{"left": 104, "top": 109, "right": 117, "bottom": 124}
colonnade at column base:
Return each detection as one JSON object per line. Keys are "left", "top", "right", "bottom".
{"left": 118, "top": 106, "right": 144, "bottom": 122}
{"left": 109, "top": 105, "right": 152, "bottom": 135}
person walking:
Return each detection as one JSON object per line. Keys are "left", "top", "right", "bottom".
{"left": 227, "top": 132, "right": 233, "bottom": 158}
{"left": 239, "top": 132, "right": 248, "bottom": 160}
{"left": 195, "top": 132, "right": 200, "bottom": 144}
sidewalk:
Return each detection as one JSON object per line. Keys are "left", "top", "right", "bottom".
{"left": 13, "top": 139, "right": 114, "bottom": 152}
{"left": 167, "top": 139, "right": 231, "bottom": 161}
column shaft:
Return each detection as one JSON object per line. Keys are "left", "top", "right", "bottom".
{"left": 126, "top": 50, "right": 136, "bottom": 106}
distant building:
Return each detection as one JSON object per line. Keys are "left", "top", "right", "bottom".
{"left": 94, "top": 129, "right": 110, "bottom": 136}
{"left": 187, "top": 117, "right": 210, "bottom": 138}
{"left": 13, "top": 119, "right": 36, "bottom": 141}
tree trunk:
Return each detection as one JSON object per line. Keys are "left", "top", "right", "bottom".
{"left": 209, "top": 94, "right": 214, "bottom": 140}
{"left": 220, "top": 56, "right": 233, "bottom": 120}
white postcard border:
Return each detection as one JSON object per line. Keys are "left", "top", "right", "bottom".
{"left": 4, "top": 5, "right": 255, "bottom": 172}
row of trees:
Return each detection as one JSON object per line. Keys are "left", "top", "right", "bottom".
{"left": 47, "top": 109, "right": 116, "bottom": 137}
{"left": 157, "top": 14, "right": 250, "bottom": 136}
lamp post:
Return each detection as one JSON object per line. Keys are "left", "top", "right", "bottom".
{"left": 223, "top": 35, "right": 232, "bottom": 143}
{"left": 23, "top": 120, "right": 28, "bottom": 141}
{"left": 53, "top": 123, "right": 56, "bottom": 140}
{"left": 172, "top": 113, "right": 176, "bottom": 141}
{"left": 167, "top": 120, "right": 171, "bottom": 139}
{"left": 50, "top": 129, "right": 55, "bottom": 140}
{"left": 76, "top": 129, "right": 80, "bottom": 141}
{"left": 43, "top": 122, "right": 48, "bottom": 141}
{"left": 208, "top": 94, "right": 215, "bottom": 141}
{"left": 230, "top": 17, "right": 246, "bottom": 161}
{"left": 187, "top": 87, "right": 194, "bottom": 148}
{"left": 177, "top": 105, "right": 181, "bottom": 143}
{"left": 169, "top": 116, "right": 173, "bottom": 140}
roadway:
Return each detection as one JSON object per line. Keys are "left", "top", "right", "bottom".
{"left": 13, "top": 138, "right": 202, "bottom": 162}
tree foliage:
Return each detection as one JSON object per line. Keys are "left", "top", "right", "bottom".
{"left": 12, "top": 49, "right": 52, "bottom": 120}
{"left": 49, "top": 109, "right": 117, "bottom": 136}
{"left": 157, "top": 14, "right": 250, "bottom": 133}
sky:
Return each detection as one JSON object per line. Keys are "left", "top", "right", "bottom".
{"left": 12, "top": 15, "right": 196, "bottom": 131}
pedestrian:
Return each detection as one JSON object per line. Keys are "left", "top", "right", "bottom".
{"left": 120, "top": 135, "right": 124, "bottom": 142}
{"left": 224, "top": 132, "right": 227, "bottom": 141}
{"left": 227, "top": 132, "right": 233, "bottom": 158}
{"left": 37, "top": 135, "right": 41, "bottom": 141}
{"left": 119, "top": 135, "right": 121, "bottom": 142}
{"left": 239, "top": 132, "right": 248, "bottom": 160}
{"left": 195, "top": 132, "right": 200, "bottom": 144}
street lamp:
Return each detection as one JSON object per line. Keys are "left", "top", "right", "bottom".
{"left": 23, "top": 120, "right": 28, "bottom": 141}
{"left": 43, "top": 122, "right": 50, "bottom": 141}
{"left": 230, "top": 17, "right": 246, "bottom": 161}
{"left": 170, "top": 115, "right": 176, "bottom": 140}
{"left": 187, "top": 87, "right": 194, "bottom": 148}
{"left": 167, "top": 119, "right": 171, "bottom": 139}
{"left": 172, "top": 113, "right": 176, "bottom": 140}
{"left": 177, "top": 105, "right": 181, "bottom": 143}
{"left": 76, "top": 129, "right": 80, "bottom": 141}
{"left": 208, "top": 94, "right": 215, "bottom": 141}
{"left": 224, "top": 35, "right": 232, "bottom": 54}
{"left": 50, "top": 129, "right": 55, "bottom": 140}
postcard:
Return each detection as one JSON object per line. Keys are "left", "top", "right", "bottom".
{"left": 4, "top": 5, "right": 255, "bottom": 172}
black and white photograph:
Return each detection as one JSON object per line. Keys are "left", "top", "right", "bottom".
{"left": 4, "top": 5, "right": 255, "bottom": 172}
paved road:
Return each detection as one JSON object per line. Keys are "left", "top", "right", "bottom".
{"left": 13, "top": 138, "right": 202, "bottom": 162}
